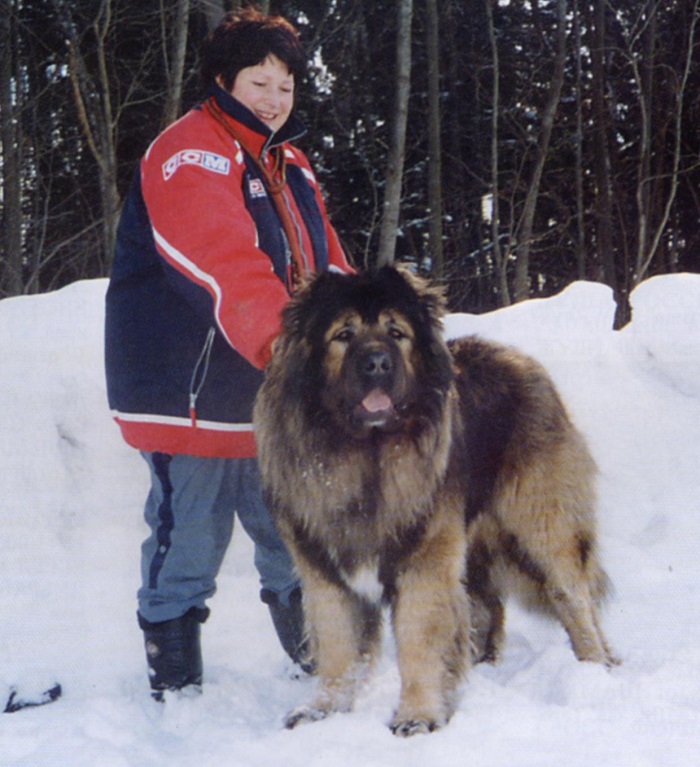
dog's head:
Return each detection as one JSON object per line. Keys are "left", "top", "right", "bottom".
{"left": 272, "top": 265, "right": 454, "bottom": 440}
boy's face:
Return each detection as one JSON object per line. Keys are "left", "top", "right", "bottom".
{"left": 229, "top": 54, "right": 294, "bottom": 133}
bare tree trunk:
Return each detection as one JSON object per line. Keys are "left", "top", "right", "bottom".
{"left": 425, "top": 0, "right": 443, "bottom": 277}
{"left": 630, "top": 0, "right": 655, "bottom": 288}
{"left": 161, "top": 0, "right": 191, "bottom": 128}
{"left": 198, "top": 0, "right": 268, "bottom": 30}
{"left": 589, "top": 0, "right": 621, "bottom": 323}
{"left": 198, "top": 0, "right": 252, "bottom": 31}
{"left": 573, "top": 0, "right": 587, "bottom": 280}
{"left": 56, "top": 0, "right": 120, "bottom": 271}
{"left": 377, "top": 0, "right": 413, "bottom": 267}
{"left": 0, "top": 0, "right": 23, "bottom": 296}
{"left": 485, "top": 0, "right": 510, "bottom": 306}
{"left": 198, "top": 0, "right": 225, "bottom": 30}
{"left": 512, "top": 0, "right": 567, "bottom": 303}
{"left": 630, "top": 0, "right": 699, "bottom": 287}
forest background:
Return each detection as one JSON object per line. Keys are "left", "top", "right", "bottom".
{"left": 1, "top": 0, "right": 699, "bottom": 328}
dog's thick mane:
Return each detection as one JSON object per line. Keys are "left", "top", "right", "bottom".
{"left": 256, "top": 266, "right": 459, "bottom": 541}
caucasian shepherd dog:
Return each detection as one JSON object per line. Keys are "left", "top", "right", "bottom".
{"left": 254, "top": 266, "right": 616, "bottom": 737}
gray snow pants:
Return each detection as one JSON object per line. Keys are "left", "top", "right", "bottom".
{"left": 137, "top": 452, "right": 299, "bottom": 624}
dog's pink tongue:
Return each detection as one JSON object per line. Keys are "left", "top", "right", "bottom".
{"left": 362, "top": 389, "right": 392, "bottom": 413}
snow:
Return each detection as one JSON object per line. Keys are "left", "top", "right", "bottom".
{"left": 2, "top": 274, "right": 700, "bottom": 766}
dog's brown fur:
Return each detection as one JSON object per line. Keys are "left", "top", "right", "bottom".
{"left": 253, "top": 266, "right": 615, "bottom": 737}
{"left": 450, "top": 337, "right": 615, "bottom": 667}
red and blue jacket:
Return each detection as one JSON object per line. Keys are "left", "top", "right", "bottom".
{"left": 105, "top": 86, "right": 352, "bottom": 458}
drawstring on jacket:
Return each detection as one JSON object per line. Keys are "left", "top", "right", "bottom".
{"left": 189, "top": 327, "right": 216, "bottom": 427}
{"left": 205, "top": 97, "right": 306, "bottom": 291}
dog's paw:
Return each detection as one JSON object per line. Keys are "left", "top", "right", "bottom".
{"left": 389, "top": 716, "right": 443, "bottom": 737}
{"left": 574, "top": 644, "right": 622, "bottom": 668}
{"left": 284, "top": 704, "right": 330, "bottom": 729}
{"left": 599, "top": 650, "right": 622, "bottom": 669}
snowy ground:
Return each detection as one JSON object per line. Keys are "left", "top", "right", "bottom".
{"left": 1, "top": 273, "right": 699, "bottom": 766}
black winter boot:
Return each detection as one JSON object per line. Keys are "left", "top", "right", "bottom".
{"left": 260, "top": 587, "right": 315, "bottom": 674}
{"left": 138, "top": 606, "right": 210, "bottom": 700}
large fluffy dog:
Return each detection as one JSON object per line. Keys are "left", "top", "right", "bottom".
{"left": 253, "top": 266, "right": 615, "bottom": 737}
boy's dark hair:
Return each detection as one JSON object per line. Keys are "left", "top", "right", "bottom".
{"left": 201, "top": 7, "right": 307, "bottom": 91}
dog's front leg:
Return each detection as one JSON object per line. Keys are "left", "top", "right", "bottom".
{"left": 390, "top": 511, "right": 470, "bottom": 736}
{"left": 284, "top": 562, "right": 373, "bottom": 729}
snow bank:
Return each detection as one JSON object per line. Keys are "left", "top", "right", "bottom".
{"left": 1, "top": 274, "right": 699, "bottom": 766}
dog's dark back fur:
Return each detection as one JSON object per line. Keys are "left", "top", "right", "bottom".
{"left": 256, "top": 266, "right": 460, "bottom": 560}
{"left": 448, "top": 337, "right": 572, "bottom": 522}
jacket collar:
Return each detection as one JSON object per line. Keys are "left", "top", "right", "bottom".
{"left": 206, "top": 84, "right": 306, "bottom": 158}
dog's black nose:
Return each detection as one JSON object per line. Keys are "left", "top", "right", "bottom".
{"left": 363, "top": 349, "right": 392, "bottom": 378}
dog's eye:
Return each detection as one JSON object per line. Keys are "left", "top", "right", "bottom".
{"left": 388, "top": 326, "right": 407, "bottom": 341}
{"left": 333, "top": 327, "right": 355, "bottom": 343}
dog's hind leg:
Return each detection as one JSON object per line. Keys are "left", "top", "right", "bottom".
{"left": 545, "top": 579, "right": 617, "bottom": 665}
{"left": 541, "top": 552, "right": 618, "bottom": 667}
{"left": 499, "top": 527, "right": 617, "bottom": 667}
{"left": 495, "top": 426, "right": 618, "bottom": 667}
{"left": 466, "top": 521, "right": 506, "bottom": 663}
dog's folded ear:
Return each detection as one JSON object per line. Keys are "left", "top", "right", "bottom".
{"left": 281, "top": 270, "right": 345, "bottom": 340}
{"left": 391, "top": 263, "right": 448, "bottom": 325}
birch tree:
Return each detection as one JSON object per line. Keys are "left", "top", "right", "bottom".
{"left": 161, "top": 0, "right": 191, "bottom": 128}
{"left": 0, "top": 0, "right": 22, "bottom": 296}
{"left": 627, "top": 0, "right": 700, "bottom": 288}
{"left": 511, "top": 0, "right": 567, "bottom": 303}
{"left": 425, "top": 0, "right": 444, "bottom": 276}
{"left": 377, "top": 0, "right": 413, "bottom": 267}
{"left": 53, "top": 0, "right": 121, "bottom": 269}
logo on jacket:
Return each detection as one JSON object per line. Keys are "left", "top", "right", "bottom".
{"left": 162, "top": 150, "right": 231, "bottom": 180}
{"left": 247, "top": 178, "right": 267, "bottom": 199}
